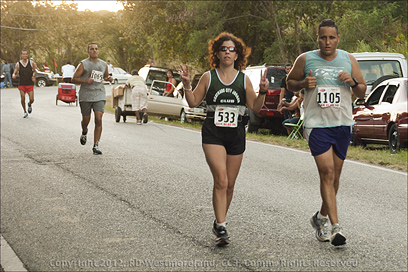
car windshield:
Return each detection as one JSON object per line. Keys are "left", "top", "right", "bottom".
{"left": 146, "top": 70, "right": 167, "bottom": 86}
{"left": 267, "top": 69, "right": 286, "bottom": 90}
{"left": 358, "top": 60, "right": 403, "bottom": 84}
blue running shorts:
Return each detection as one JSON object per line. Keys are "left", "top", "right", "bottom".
{"left": 304, "top": 126, "right": 351, "bottom": 160}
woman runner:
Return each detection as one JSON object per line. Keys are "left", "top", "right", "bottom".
{"left": 180, "top": 32, "right": 269, "bottom": 246}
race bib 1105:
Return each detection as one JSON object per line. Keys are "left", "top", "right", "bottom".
{"left": 90, "top": 70, "right": 103, "bottom": 82}
{"left": 317, "top": 87, "right": 341, "bottom": 108}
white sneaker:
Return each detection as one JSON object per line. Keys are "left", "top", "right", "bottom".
{"left": 330, "top": 224, "right": 346, "bottom": 246}
{"left": 310, "top": 211, "right": 330, "bottom": 242}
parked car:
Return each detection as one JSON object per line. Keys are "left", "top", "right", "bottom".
{"left": 352, "top": 77, "right": 407, "bottom": 153}
{"left": 110, "top": 67, "right": 132, "bottom": 84}
{"left": 243, "top": 64, "right": 286, "bottom": 134}
{"left": 352, "top": 52, "right": 407, "bottom": 97}
{"left": 1, "top": 63, "right": 57, "bottom": 87}
{"left": 147, "top": 80, "right": 189, "bottom": 122}
{"left": 138, "top": 65, "right": 181, "bottom": 91}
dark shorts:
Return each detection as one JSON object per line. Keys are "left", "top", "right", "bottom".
{"left": 63, "top": 78, "right": 72, "bottom": 83}
{"left": 79, "top": 101, "right": 106, "bottom": 116}
{"left": 202, "top": 118, "right": 246, "bottom": 155}
{"left": 18, "top": 85, "right": 34, "bottom": 94}
{"left": 305, "top": 126, "right": 351, "bottom": 160}
{"left": 282, "top": 117, "right": 300, "bottom": 126}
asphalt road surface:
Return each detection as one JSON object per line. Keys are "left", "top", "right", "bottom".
{"left": 1, "top": 86, "right": 407, "bottom": 271}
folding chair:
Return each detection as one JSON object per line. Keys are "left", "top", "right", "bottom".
{"left": 286, "top": 114, "right": 304, "bottom": 140}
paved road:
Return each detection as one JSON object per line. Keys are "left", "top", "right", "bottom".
{"left": 1, "top": 86, "right": 407, "bottom": 271}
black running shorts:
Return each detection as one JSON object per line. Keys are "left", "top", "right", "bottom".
{"left": 201, "top": 118, "right": 246, "bottom": 155}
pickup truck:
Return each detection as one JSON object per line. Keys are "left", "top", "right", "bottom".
{"left": 352, "top": 52, "right": 407, "bottom": 97}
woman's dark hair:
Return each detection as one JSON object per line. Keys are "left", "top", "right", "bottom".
{"left": 207, "top": 32, "right": 251, "bottom": 71}
{"left": 166, "top": 69, "right": 174, "bottom": 81}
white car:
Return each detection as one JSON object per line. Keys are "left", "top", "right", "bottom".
{"left": 105, "top": 67, "right": 131, "bottom": 84}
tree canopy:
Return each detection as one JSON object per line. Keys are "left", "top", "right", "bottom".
{"left": 1, "top": 0, "right": 406, "bottom": 74}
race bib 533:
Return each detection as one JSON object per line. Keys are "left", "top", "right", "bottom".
{"left": 214, "top": 106, "right": 239, "bottom": 128}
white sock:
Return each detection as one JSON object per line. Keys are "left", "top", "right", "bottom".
{"left": 216, "top": 221, "right": 226, "bottom": 228}
{"left": 317, "top": 211, "right": 328, "bottom": 220}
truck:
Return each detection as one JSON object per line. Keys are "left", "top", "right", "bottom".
{"left": 352, "top": 52, "right": 407, "bottom": 97}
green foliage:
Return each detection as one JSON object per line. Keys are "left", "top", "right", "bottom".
{"left": 1, "top": 0, "right": 407, "bottom": 73}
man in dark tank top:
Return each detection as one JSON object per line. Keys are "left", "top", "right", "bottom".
{"left": 12, "top": 49, "right": 37, "bottom": 118}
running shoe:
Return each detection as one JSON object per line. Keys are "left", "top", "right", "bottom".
{"left": 137, "top": 120, "right": 142, "bottom": 125}
{"left": 212, "top": 220, "right": 229, "bottom": 246}
{"left": 23, "top": 112, "right": 28, "bottom": 118}
{"left": 310, "top": 211, "right": 330, "bottom": 242}
{"left": 142, "top": 113, "right": 148, "bottom": 123}
{"left": 330, "top": 224, "right": 346, "bottom": 246}
{"left": 80, "top": 134, "right": 87, "bottom": 145}
{"left": 27, "top": 103, "right": 32, "bottom": 114}
{"left": 93, "top": 145, "right": 102, "bottom": 155}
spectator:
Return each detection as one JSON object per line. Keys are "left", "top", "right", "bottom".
{"left": 126, "top": 69, "right": 148, "bottom": 125}
{"left": 42, "top": 62, "right": 50, "bottom": 72}
{"left": 2, "top": 61, "right": 12, "bottom": 88}
{"left": 164, "top": 70, "right": 177, "bottom": 97}
{"left": 61, "top": 61, "right": 76, "bottom": 83}
{"left": 280, "top": 89, "right": 304, "bottom": 137}
{"left": 278, "top": 63, "right": 294, "bottom": 120}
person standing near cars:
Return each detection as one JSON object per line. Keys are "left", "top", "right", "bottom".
{"left": 164, "top": 70, "right": 177, "bottom": 97}
{"left": 72, "top": 43, "right": 112, "bottom": 155}
{"left": 12, "top": 49, "right": 37, "bottom": 118}
{"left": 61, "top": 61, "right": 76, "bottom": 83}
{"left": 180, "top": 32, "right": 268, "bottom": 246}
{"left": 126, "top": 69, "right": 148, "bottom": 125}
{"left": 2, "top": 61, "right": 12, "bottom": 88}
{"left": 278, "top": 63, "right": 294, "bottom": 120}
{"left": 286, "top": 19, "right": 366, "bottom": 246}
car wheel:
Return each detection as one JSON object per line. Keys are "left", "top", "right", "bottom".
{"left": 180, "top": 110, "right": 186, "bottom": 123}
{"left": 115, "top": 107, "right": 122, "bottom": 122}
{"left": 37, "top": 78, "right": 47, "bottom": 87}
{"left": 56, "top": 94, "right": 58, "bottom": 105}
{"left": 388, "top": 124, "right": 400, "bottom": 153}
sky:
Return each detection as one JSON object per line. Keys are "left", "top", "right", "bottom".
{"left": 51, "top": 1, "right": 124, "bottom": 12}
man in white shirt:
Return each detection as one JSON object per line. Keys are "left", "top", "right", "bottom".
{"left": 61, "top": 61, "right": 76, "bottom": 83}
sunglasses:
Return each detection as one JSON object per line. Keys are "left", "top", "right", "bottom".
{"left": 219, "top": 46, "right": 237, "bottom": 52}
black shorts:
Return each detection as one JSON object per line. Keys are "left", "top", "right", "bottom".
{"left": 201, "top": 118, "right": 246, "bottom": 155}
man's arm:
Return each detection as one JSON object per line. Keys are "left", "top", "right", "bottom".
{"left": 31, "top": 61, "right": 37, "bottom": 84}
{"left": 104, "top": 66, "right": 112, "bottom": 82}
{"left": 72, "top": 63, "right": 93, "bottom": 84}
{"left": 12, "top": 63, "right": 19, "bottom": 79}
{"left": 338, "top": 54, "right": 367, "bottom": 99}
{"left": 287, "top": 53, "right": 317, "bottom": 92}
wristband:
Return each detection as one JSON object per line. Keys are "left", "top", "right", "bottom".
{"left": 259, "top": 90, "right": 267, "bottom": 95}
{"left": 183, "top": 85, "right": 192, "bottom": 92}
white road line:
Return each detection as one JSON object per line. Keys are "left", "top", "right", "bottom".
{"left": 1, "top": 235, "right": 27, "bottom": 272}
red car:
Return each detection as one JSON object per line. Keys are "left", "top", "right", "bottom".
{"left": 352, "top": 77, "right": 407, "bottom": 153}
{"left": 244, "top": 65, "right": 286, "bottom": 134}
